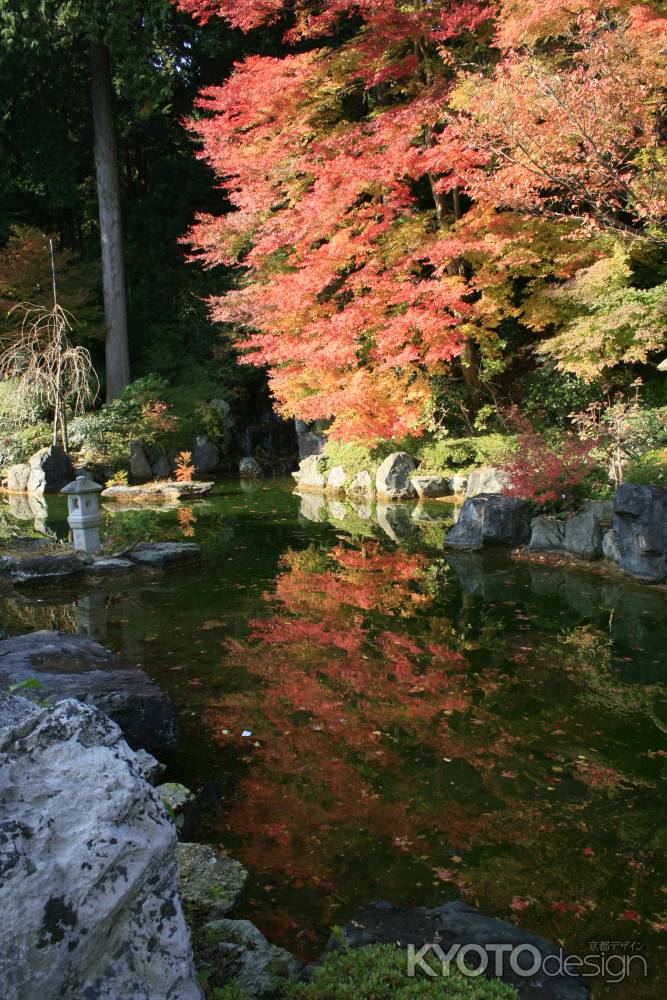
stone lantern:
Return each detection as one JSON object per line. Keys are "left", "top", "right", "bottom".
{"left": 62, "top": 472, "right": 103, "bottom": 554}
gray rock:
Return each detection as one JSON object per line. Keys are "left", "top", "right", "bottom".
{"left": 337, "top": 900, "right": 588, "bottom": 1000}
{"left": 192, "top": 435, "right": 220, "bottom": 474}
{"left": 293, "top": 454, "right": 326, "bottom": 491}
{"left": 613, "top": 482, "right": 667, "bottom": 582}
{"left": 376, "top": 503, "right": 416, "bottom": 543}
{"left": 156, "top": 782, "right": 200, "bottom": 840}
{"left": 583, "top": 498, "right": 614, "bottom": 526}
{"left": 178, "top": 843, "right": 248, "bottom": 921}
{"left": 410, "top": 474, "right": 452, "bottom": 498}
{"left": 347, "top": 469, "right": 374, "bottom": 497}
{"left": 88, "top": 557, "right": 135, "bottom": 573}
{"left": 134, "top": 747, "right": 166, "bottom": 784}
{"left": 239, "top": 456, "right": 263, "bottom": 479}
{"left": 0, "top": 630, "right": 179, "bottom": 755}
{"left": 6, "top": 463, "right": 30, "bottom": 493}
{"left": 152, "top": 455, "right": 172, "bottom": 479}
{"left": 200, "top": 918, "right": 301, "bottom": 998}
{"left": 376, "top": 452, "right": 417, "bottom": 499}
{"left": 451, "top": 472, "right": 468, "bottom": 495}
{"left": 529, "top": 516, "right": 567, "bottom": 552}
{"left": 10, "top": 554, "right": 85, "bottom": 585}
{"left": 326, "top": 465, "right": 347, "bottom": 493}
{"left": 602, "top": 528, "right": 621, "bottom": 563}
{"left": 445, "top": 493, "right": 533, "bottom": 551}
{"left": 0, "top": 695, "right": 201, "bottom": 1000}
{"left": 26, "top": 445, "right": 74, "bottom": 493}
{"left": 565, "top": 509, "right": 603, "bottom": 560}
{"left": 298, "top": 430, "right": 325, "bottom": 460}
{"left": 465, "top": 466, "right": 510, "bottom": 498}
{"left": 128, "top": 542, "right": 201, "bottom": 569}
{"left": 129, "top": 440, "right": 153, "bottom": 483}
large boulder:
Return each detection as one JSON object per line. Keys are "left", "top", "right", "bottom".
{"left": 239, "top": 456, "right": 263, "bottom": 479}
{"left": 152, "top": 455, "right": 172, "bottom": 479}
{"left": 297, "top": 430, "right": 325, "bottom": 460}
{"left": 293, "top": 454, "right": 326, "bottom": 491}
{"left": 0, "top": 630, "right": 178, "bottom": 755}
{"left": 129, "top": 440, "right": 153, "bottom": 483}
{"left": 127, "top": 541, "right": 201, "bottom": 569}
{"left": 326, "top": 465, "right": 348, "bottom": 493}
{"left": 613, "top": 482, "right": 667, "bottom": 582}
{"left": 0, "top": 695, "right": 201, "bottom": 1000}
{"left": 195, "top": 918, "right": 300, "bottom": 998}
{"left": 8, "top": 554, "right": 85, "bottom": 585}
{"left": 444, "top": 493, "right": 532, "bottom": 551}
{"left": 564, "top": 509, "right": 603, "bottom": 560}
{"left": 465, "top": 466, "right": 510, "bottom": 498}
{"left": 375, "top": 452, "right": 417, "bottom": 500}
{"left": 410, "top": 474, "right": 452, "bottom": 499}
{"left": 192, "top": 435, "right": 220, "bottom": 475}
{"left": 529, "top": 515, "right": 566, "bottom": 552}
{"left": 602, "top": 528, "right": 621, "bottom": 563}
{"left": 336, "top": 900, "right": 588, "bottom": 1000}
{"left": 27, "top": 445, "right": 74, "bottom": 493}
{"left": 6, "top": 463, "right": 31, "bottom": 493}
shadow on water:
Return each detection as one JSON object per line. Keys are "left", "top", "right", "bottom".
{"left": 1, "top": 479, "right": 666, "bottom": 997}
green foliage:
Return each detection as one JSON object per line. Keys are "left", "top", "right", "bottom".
{"left": 209, "top": 983, "right": 249, "bottom": 1000}
{"left": 519, "top": 363, "right": 605, "bottom": 427}
{"left": 286, "top": 943, "right": 518, "bottom": 1000}
{"left": 0, "top": 377, "right": 46, "bottom": 431}
{"left": 0, "top": 421, "right": 53, "bottom": 470}
{"left": 417, "top": 434, "right": 516, "bottom": 472}
{"left": 624, "top": 448, "right": 667, "bottom": 487}
{"left": 322, "top": 440, "right": 397, "bottom": 477}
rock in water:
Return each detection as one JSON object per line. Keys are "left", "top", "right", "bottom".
{"left": 347, "top": 469, "right": 374, "bottom": 497}
{"left": 178, "top": 843, "right": 248, "bottom": 922}
{"left": 613, "top": 483, "right": 667, "bottom": 582}
{"left": 0, "top": 630, "right": 178, "bottom": 755}
{"left": 529, "top": 515, "right": 566, "bottom": 552}
{"left": 197, "top": 919, "right": 301, "bottom": 998}
{"left": 292, "top": 454, "right": 326, "bottom": 491}
{"left": 6, "top": 463, "right": 31, "bottom": 493}
{"left": 465, "top": 466, "right": 510, "bottom": 498}
{"left": 26, "top": 445, "right": 74, "bottom": 493}
{"left": 336, "top": 900, "right": 589, "bottom": 1000}
{"left": 9, "top": 555, "right": 85, "bottom": 585}
{"left": 410, "top": 474, "right": 452, "bottom": 499}
{"left": 127, "top": 542, "right": 201, "bottom": 569}
{"left": 375, "top": 453, "right": 417, "bottom": 499}
{"left": 0, "top": 694, "right": 201, "bottom": 1000}
{"left": 445, "top": 493, "right": 532, "bottom": 551}
{"left": 326, "top": 465, "right": 347, "bottom": 493}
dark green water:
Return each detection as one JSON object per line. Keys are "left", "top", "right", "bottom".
{"left": 1, "top": 480, "right": 666, "bottom": 998}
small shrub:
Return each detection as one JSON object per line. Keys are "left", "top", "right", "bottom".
{"left": 501, "top": 416, "right": 600, "bottom": 512}
{"left": 175, "top": 450, "right": 196, "bottom": 482}
{"left": 105, "top": 469, "right": 129, "bottom": 489}
{"left": 286, "top": 942, "right": 518, "bottom": 999}
{"left": 0, "top": 421, "right": 53, "bottom": 469}
{"left": 623, "top": 448, "right": 667, "bottom": 486}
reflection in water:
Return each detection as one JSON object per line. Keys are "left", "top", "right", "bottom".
{"left": 1, "top": 484, "right": 666, "bottom": 997}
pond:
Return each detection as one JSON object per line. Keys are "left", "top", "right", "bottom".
{"left": 1, "top": 480, "right": 666, "bottom": 998}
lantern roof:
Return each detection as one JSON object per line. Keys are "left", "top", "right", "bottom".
{"left": 61, "top": 472, "right": 103, "bottom": 495}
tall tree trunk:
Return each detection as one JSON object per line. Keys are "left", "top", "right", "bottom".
{"left": 90, "top": 41, "right": 130, "bottom": 401}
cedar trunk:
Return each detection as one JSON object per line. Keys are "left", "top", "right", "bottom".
{"left": 90, "top": 41, "right": 130, "bottom": 401}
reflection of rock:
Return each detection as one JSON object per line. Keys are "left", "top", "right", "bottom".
{"left": 0, "top": 695, "right": 200, "bottom": 1000}
{"left": 465, "top": 466, "right": 509, "bottom": 498}
{"left": 350, "top": 499, "right": 372, "bottom": 519}
{"left": 327, "top": 499, "right": 348, "bottom": 521}
{"left": 376, "top": 503, "right": 416, "bottom": 543}
{"left": 128, "top": 542, "right": 201, "bottom": 569}
{"left": 0, "top": 630, "right": 179, "bottom": 754}
{"left": 178, "top": 843, "right": 248, "bottom": 922}
{"left": 410, "top": 474, "right": 451, "bottom": 498}
{"left": 529, "top": 515, "right": 566, "bottom": 552}
{"left": 292, "top": 454, "right": 326, "bottom": 491}
{"left": 376, "top": 452, "right": 417, "bottom": 500}
{"left": 613, "top": 483, "right": 667, "bottom": 582}
{"left": 445, "top": 494, "right": 532, "bottom": 551}
{"left": 348, "top": 469, "right": 374, "bottom": 498}
{"left": 298, "top": 491, "right": 328, "bottom": 522}
{"left": 27, "top": 445, "right": 74, "bottom": 493}
{"left": 337, "top": 900, "right": 588, "bottom": 1000}
{"left": 7, "top": 493, "right": 36, "bottom": 521}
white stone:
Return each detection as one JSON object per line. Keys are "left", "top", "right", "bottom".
{"left": 347, "top": 469, "right": 374, "bottom": 497}
{"left": 465, "top": 466, "right": 510, "bottom": 498}
{"left": 326, "top": 465, "right": 348, "bottom": 493}
{"left": 0, "top": 695, "right": 201, "bottom": 1000}
{"left": 375, "top": 453, "right": 417, "bottom": 499}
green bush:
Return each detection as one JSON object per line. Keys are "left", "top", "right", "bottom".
{"left": 416, "top": 434, "right": 516, "bottom": 472}
{"left": 624, "top": 448, "right": 667, "bottom": 487}
{"left": 0, "top": 421, "right": 53, "bottom": 470}
{"left": 286, "top": 943, "right": 518, "bottom": 1000}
